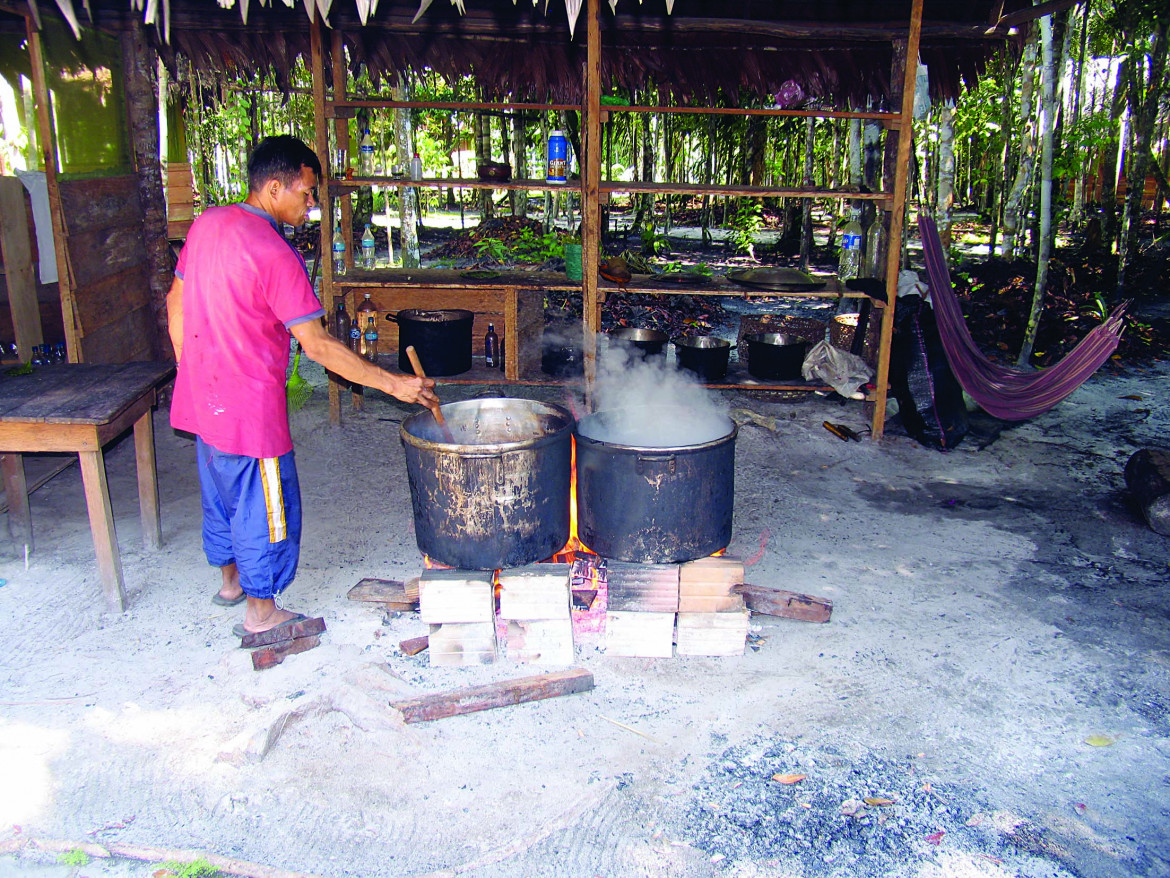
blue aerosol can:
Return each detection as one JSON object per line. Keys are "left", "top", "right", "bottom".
{"left": 547, "top": 130, "right": 568, "bottom": 184}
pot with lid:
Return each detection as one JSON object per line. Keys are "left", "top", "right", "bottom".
{"left": 574, "top": 405, "right": 737, "bottom": 563}
{"left": 390, "top": 309, "right": 473, "bottom": 377}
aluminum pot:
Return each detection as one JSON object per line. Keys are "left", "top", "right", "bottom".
{"left": 390, "top": 309, "right": 473, "bottom": 377}
{"left": 400, "top": 398, "right": 574, "bottom": 570}
{"left": 574, "top": 405, "right": 737, "bottom": 563}
{"left": 609, "top": 327, "right": 668, "bottom": 358}
{"left": 674, "top": 335, "right": 732, "bottom": 382}
{"left": 744, "top": 332, "right": 809, "bottom": 380}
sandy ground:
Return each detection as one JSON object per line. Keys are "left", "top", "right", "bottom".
{"left": 1, "top": 351, "right": 1168, "bottom": 878}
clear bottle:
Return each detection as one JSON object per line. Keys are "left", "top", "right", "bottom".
{"left": 484, "top": 322, "right": 500, "bottom": 368}
{"left": 361, "top": 223, "right": 376, "bottom": 270}
{"left": 864, "top": 215, "right": 883, "bottom": 278}
{"left": 410, "top": 152, "right": 423, "bottom": 182}
{"left": 838, "top": 208, "right": 863, "bottom": 281}
{"left": 332, "top": 221, "right": 347, "bottom": 276}
{"left": 355, "top": 293, "right": 378, "bottom": 355}
{"left": 334, "top": 297, "right": 351, "bottom": 342}
{"left": 348, "top": 319, "right": 362, "bottom": 356}
{"left": 362, "top": 316, "right": 379, "bottom": 362}
{"left": 359, "top": 128, "right": 375, "bottom": 176}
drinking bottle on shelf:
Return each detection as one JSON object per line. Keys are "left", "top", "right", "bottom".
{"left": 410, "top": 152, "right": 423, "bottom": 182}
{"left": 837, "top": 208, "right": 862, "bottom": 282}
{"left": 334, "top": 297, "right": 351, "bottom": 342}
{"left": 484, "top": 323, "right": 500, "bottom": 368}
{"left": 361, "top": 224, "right": 376, "bottom": 269}
{"left": 362, "top": 316, "right": 378, "bottom": 362}
{"left": 359, "top": 128, "right": 375, "bottom": 175}
{"left": 332, "top": 221, "right": 347, "bottom": 276}
{"left": 547, "top": 130, "right": 567, "bottom": 184}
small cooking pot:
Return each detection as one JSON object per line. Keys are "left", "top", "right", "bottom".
{"left": 674, "top": 335, "right": 732, "bottom": 382}
{"left": 388, "top": 309, "right": 473, "bottom": 376}
{"left": 609, "top": 327, "right": 668, "bottom": 358}
{"left": 743, "top": 332, "right": 809, "bottom": 380}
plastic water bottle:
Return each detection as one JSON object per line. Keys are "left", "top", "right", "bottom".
{"left": 348, "top": 319, "right": 362, "bottom": 355}
{"left": 547, "top": 130, "right": 568, "bottom": 184}
{"left": 362, "top": 316, "right": 378, "bottom": 362}
{"left": 359, "top": 129, "right": 375, "bottom": 176}
{"left": 838, "top": 208, "right": 862, "bottom": 281}
{"left": 361, "top": 224, "right": 376, "bottom": 269}
{"left": 332, "top": 221, "right": 347, "bottom": 276}
{"left": 334, "top": 297, "right": 351, "bottom": 342}
{"left": 410, "top": 152, "right": 423, "bottom": 182}
{"left": 864, "top": 217, "right": 883, "bottom": 278}
{"left": 484, "top": 322, "right": 500, "bottom": 368}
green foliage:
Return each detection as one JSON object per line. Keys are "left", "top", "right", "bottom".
{"left": 509, "top": 228, "right": 563, "bottom": 262}
{"left": 471, "top": 236, "right": 508, "bottom": 263}
{"left": 729, "top": 200, "right": 763, "bottom": 256}
{"left": 159, "top": 858, "right": 222, "bottom": 878}
{"left": 57, "top": 850, "right": 90, "bottom": 867}
{"left": 639, "top": 225, "right": 670, "bottom": 256}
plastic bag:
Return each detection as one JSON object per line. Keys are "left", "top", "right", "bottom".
{"left": 802, "top": 339, "right": 873, "bottom": 400}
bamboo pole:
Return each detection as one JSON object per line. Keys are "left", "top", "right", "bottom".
{"left": 582, "top": 0, "right": 602, "bottom": 407}
{"left": 870, "top": 0, "right": 923, "bottom": 441}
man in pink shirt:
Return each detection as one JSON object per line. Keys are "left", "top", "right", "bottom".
{"left": 167, "top": 135, "right": 437, "bottom": 637}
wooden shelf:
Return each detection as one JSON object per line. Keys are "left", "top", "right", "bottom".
{"left": 330, "top": 176, "right": 580, "bottom": 193}
{"left": 333, "top": 267, "right": 580, "bottom": 291}
{"left": 605, "top": 105, "right": 902, "bottom": 124}
{"left": 327, "top": 100, "right": 581, "bottom": 116}
{"left": 600, "top": 180, "right": 891, "bottom": 203}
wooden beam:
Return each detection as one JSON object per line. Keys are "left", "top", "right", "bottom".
{"left": 581, "top": 0, "right": 601, "bottom": 407}
{"left": 25, "top": 17, "right": 80, "bottom": 362}
{"left": 995, "top": 0, "right": 1078, "bottom": 29}
{"left": 388, "top": 668, "right": 594, "bottom": 723}
{"left": 871, "top": 0, "right": 924, "bottom": 442}
{"left": 0, "top": 177, "right": 45, "bottom": 360}
{"left": 734, "top": 584, "right": 833, "bottom": 623}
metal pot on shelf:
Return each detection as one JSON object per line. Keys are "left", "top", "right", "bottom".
{"left": 388, "top": 309, "right": 473, "bottom": 377}
{"left": 608, "top": 327, "right": 668, "bottom": 359}
{"left": 674, "top": 335, "right": 732, "bottom": 382}
{"left": 743, "top": 332, "right": 809, "bottom": 380}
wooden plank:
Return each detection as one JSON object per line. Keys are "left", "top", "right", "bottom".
{"left": 347, "top": 577, "right": 413, "bottom": 604}
{"left": 606, "top": 562, "right": 679, "bottom": 612}
{"left": 66, "top": 224, "right": 149, "bottom": 291}
{"left": 605, "top": 611, "right": 675, "bottom": 658}
{"left": 1, "top": 452, "right": 32, "bottom": 555}
{"left": 251, "top": 634, "right": 321, "bottom": 671}
{"left": 427, "top": 622, "right": 496, "bottom": 667}
{"left": 676, "top": 610, "right": 750, "bottom": 657}
{"left": 388, "top": 668, "right": 594, "bottom": 723}
{"left": 419, "top": 570, "right": 495, "bottom": 624}
{"left": 582, "top": 0, "right": 602, "bottom": 400}
{"left": 132, "top": 406, "right": 161, "bottom": 550}
{"left": 78, "top": 447, "right": 125, "bottom": 612}
{"left": 77, "top": 304, "right": 157, "bottom": 365}
{"left": 598, "top": 181, "right": 890, "bottom": 201}
{"left": 239, "top": 616, "right": 327, "bottom": 649}
{"left": 70, "top": 263, "right": 152, "bottom": 334}
{"left": 734, "top": 584, "right": 833, "bottom": 623}
{"left": 497, "top": 563, "right": 571, "bottom": 620}
{"left": 56, "top": 175, "right": 143, "bottom": 231}
{"left": 399, "top": 635, "right": 429, "bottom": 656}
{"left": 0, "top": 177, "right": 45, "bottom": 361}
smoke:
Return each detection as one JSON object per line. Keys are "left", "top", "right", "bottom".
{"left": 581, "top": 338, "right": 732, "bottom": 447}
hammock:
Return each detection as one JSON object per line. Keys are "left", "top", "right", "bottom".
{"left": 918, "top": 216, "right": 1126, "bottom": 421}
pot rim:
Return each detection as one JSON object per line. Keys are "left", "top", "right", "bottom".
{"left": 575, "top": 406, "right": 737, "bottom": 452}
{"left": 389, "top": 308, "right": 475, "bottom": 322}
{"left": 401, "top": 399, "right": 575, "bottom": 454}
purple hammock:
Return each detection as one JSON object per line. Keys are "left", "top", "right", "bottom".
{"left": 918, "top": 216, "right": 1126, "bottom": 421}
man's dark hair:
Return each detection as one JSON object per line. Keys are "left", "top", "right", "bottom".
{"left": 247, "top": 135, "right": 322, "bottom": 193}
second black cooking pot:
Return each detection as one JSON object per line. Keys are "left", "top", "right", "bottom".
{"left": 609, "top": 327, "right": 668, "bottom": 358}
{"left": 743, "top": 332, "right": 809, "bottom": 380}
{"left": 391, "top": 309, "right": 474, "bottom": 376}
{"left": 674, "top": 335, "right": 732, "bottom": 381}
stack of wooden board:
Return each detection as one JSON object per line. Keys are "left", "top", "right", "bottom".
{"left": 676, "top": 558, "right": 750, "bottom": 656}
{"left": 419, "top": 569, "right": 496, "bottom": 666}
{"left": 497, "top": 564, "right": 574, "bottom": 664}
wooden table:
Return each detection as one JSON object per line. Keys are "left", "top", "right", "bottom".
{"left": 0, "top": 362, "right": 175, "bottom": 612}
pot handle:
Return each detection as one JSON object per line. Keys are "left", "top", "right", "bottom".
{"left": 384, "top": 311, "right": 399, "bottom": 323}
{"left": 636, "top": 454, "right": 677, "bottom": 476}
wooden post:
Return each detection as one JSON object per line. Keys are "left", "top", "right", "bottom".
{"left": 0, "top": 177, "right": 44, "bottom": 360}
{"left": 871, "top": 0, "right": 924, "bottom": 441}
{"left": 25, "top": 17, "right": 80, "bottom": 362}
{"left": 309, "top": 15, "right": 342, "bottom": 426}
{"left": 581, "top": 0, "right": 602, "bottom": 407}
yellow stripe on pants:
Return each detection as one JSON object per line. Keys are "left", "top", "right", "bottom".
{"left": 259, "top": 457, "right": 287, "bottom": 543}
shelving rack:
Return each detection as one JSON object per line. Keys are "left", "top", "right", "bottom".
{"left": 310, "top": 0, "right": 925, "bottom": 438}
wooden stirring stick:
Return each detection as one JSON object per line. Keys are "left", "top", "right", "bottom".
{"left": 405, "top": 345, "right": 455, "bottom": 442}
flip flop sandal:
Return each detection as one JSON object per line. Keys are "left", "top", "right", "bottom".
{"left": 233, "top": 613, "right": 307, "bottom": 640}
{"left": 212, "top": 592, "right": 247, "bottom": 607}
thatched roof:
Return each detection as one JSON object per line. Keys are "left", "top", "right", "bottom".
{"left": 4, "top": 0, "right": 1064, "bottom": 106}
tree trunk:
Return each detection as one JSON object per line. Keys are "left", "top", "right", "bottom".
{"left": 800, "top": 116, "right": 814, "bottom": 271}
{"left": 700, "top": 116, "right": 714, "bottom": 246}
{"left": 1118, "top": 19, "right": 1169, "bottom": 294}
{"left": 989, "top": 56, "right": 1012, "bottom": 255}
{"left": 1100, "top": 55, "right": 1128, "bottom": 249}
{"left": 473, "top": 110, "right": 493, "bottom": 220}
{"left": 1002, "top": 34, "right": 1039, "bottom": 258}
{"left": 935, "top": 101, "right": 957, "bottom": 247}
{"left": 395, "top": 73, "right": 420, "bottom": 268}
{"left": 1018, "top": 14, "right": 1058, "bottom": 367}
{"left": 511, "top": 111, "right": 528, "bottom": 218}
{"left": 1070, "top": 0, "right": 1092, "bottom": 222}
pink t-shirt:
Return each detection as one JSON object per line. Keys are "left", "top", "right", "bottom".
{"left": 170, "top": 203, "right": 324, "bottom": 458}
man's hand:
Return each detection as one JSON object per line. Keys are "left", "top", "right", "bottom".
{"left": 290, "top": 318, "right": 437, "bottom": 406}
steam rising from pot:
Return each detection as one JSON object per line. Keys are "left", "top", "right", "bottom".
{"left": 582, "top": 338, "right": 732, "bottom": 447}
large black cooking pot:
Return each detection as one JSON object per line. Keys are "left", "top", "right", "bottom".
{"left": 391, "top": 309, "right": 473, "bottom": 377}
{"left": 674, "top": 335, "right": 732, "bottom": 382}
{"left": 743, "top": 332, "right": 809, "bottom": 380}
{"left": 574, "top": 405, "right": 737, "bottom": 563}
{"left": 609, "top": 327, "right": 668, "bottom": 359}
{"left": 400, "top": 398, "right": 573, "bottom": 570}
